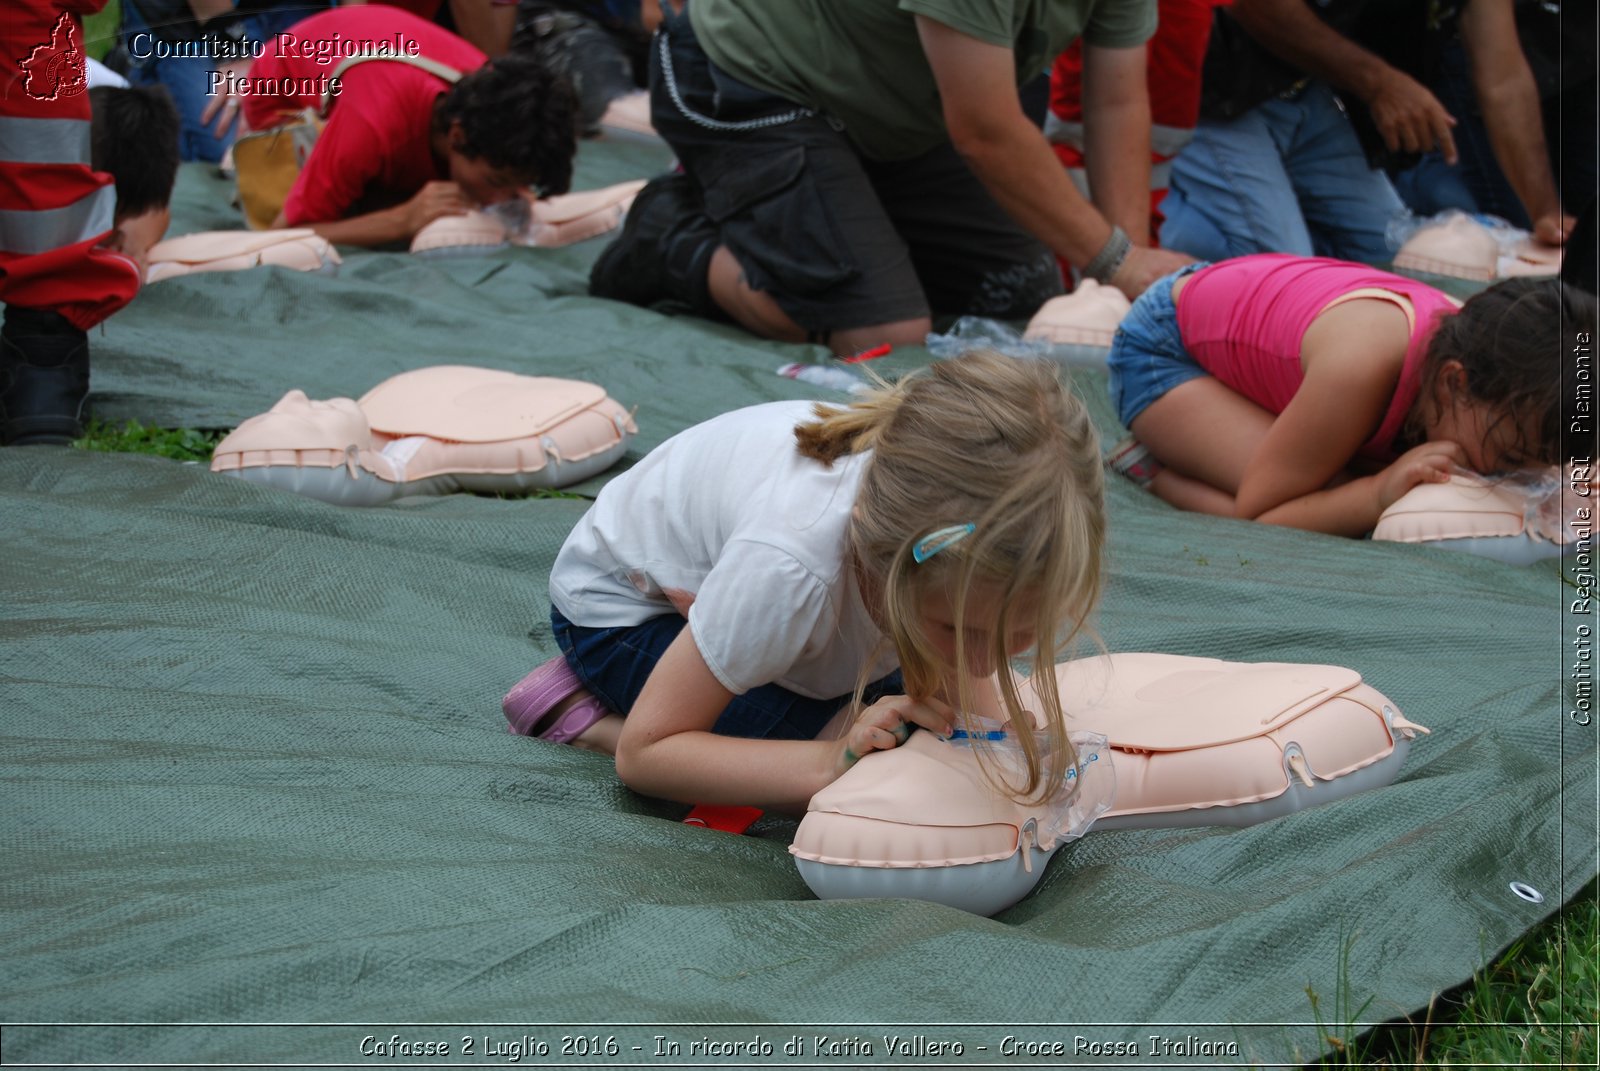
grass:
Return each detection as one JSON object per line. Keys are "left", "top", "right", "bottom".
{"left": 71, "top": 421, "right": 1600, "bottom": 1067}
{"left": 75, "top": 418, "right": 226, "bottom": 463}
{"left": 1436, "top": 884, "right": 1598, "bottom": 1066}
{"left": 1336, "top": 879, "right": 1598, "bottom": 1068}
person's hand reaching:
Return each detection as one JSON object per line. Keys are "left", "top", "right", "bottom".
{"left": 198, "top": 59, "right": 252, "bottom": 139}
{"left": 1365, "top": 68, "right": 1458, "bottom": 164}
{"left": 1110, "top": 245, "right": 1196, "bottom": 301}
{"left": 1532, "top": 210, "right": 1576, "bottom": 247}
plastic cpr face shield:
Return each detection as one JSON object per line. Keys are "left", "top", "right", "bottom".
{"left": 791, "top": 653, "right": 1426, "bottom": 916}
{"left": 210, "top": 366, "right": 637, "bottom": 506}
{"left": 937, "top": 722, "right": 1115, "bottom": 851}
{"left": 1021, "top": 279, "right": 1132, "bottom": 368}
{"left": 1373, "top": 467, "right": 1573, "bottom": 565}
{"left": 409, "top": 180, "right": 648, "bottom": 256}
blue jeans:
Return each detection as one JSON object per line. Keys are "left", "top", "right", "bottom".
{"left": 1105, "top": 262, "right": 1208, "bottom": 429}
{"left": 1389, "top": 152, "right": 1484, "bottom": 221}
{"left": 1161, "top": 81, "right": 1409, "bottom": 264}
{"left": 120, "top": 1, "right": 329, "bottom": 163}
{"left": 550, "top": 607, "right": 905, "bottom": 741}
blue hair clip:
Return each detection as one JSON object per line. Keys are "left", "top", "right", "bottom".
{"left": 912, "top": 523, "right": 976, "bottom": 563}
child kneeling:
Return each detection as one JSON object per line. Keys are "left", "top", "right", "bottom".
{"left": 504, "top": 352, "right": 1107, "bottom": 812}
{"left": 1106, "top": 254, "right": 1596, "bottom": 536}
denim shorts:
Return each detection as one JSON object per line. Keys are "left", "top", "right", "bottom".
{"left": 1106, "top": 261, "right": 1210, "bottom": 428}
{"left": 550, "top": 606, "right": 904, "bottom": 741}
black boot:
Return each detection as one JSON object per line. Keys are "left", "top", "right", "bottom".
{"left": 589, "top": 172, "right": 719, "bottom": 315}
{"left": 1, "top": 307, "right": 90, "bottom": 447}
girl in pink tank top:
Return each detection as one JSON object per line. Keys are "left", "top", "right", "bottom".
{"left": 1104, "top": 254, "right": 1588, "bottom": 537}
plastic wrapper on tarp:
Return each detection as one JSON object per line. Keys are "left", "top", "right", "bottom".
{"left": 926, "top": 316, "right": 1052, "bottom": 360}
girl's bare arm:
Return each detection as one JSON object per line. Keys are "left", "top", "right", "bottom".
{"left": 613, "top": 627, "right": 949, "bottom": 812}
{"left": 1233, "top": 299, "right": 1412, "bottom": 534}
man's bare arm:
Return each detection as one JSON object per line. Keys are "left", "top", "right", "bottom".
{"left": 1229, "top": 0, "right": 1457, "bottom": 163}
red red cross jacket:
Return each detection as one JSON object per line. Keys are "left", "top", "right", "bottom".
{"left": 1047, "top": 0, "right": 1226, "bottom": 246}
{"left": 2, "top": 0, "right": 141, "bottom": 330}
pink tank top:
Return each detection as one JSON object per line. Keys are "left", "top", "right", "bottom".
{"left": 1175, "top": 255, "right": 1460, "bottom": 459}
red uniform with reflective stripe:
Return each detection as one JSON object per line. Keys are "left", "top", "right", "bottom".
{"left": 1047, "top": 0, "right": 1222, "bottom": 246}
{"left": 1, "top": 0, "right": 140, "bottom": 330}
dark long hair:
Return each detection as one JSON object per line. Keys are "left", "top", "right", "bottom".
{"left": 1410, "top": 277, "right": 1597, "bottom": 466}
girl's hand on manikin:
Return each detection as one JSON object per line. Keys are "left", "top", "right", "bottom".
{"left": 833, "top": 694, "right": 954, "bottom": 778}
{"left": 1374, "top": 440, "right": 1466, "bottom": 512}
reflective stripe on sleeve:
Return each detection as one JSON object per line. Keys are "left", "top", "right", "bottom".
{"left": 1060, "top": 161, "right": 1172, "bottom": 196}
{"left": 1044, "top": 113, "right": 1083, "bottom": 149}
{"left": 0, "top": 184, "right": 115, "bottom": 255}
{"left": 1149, "top": 124, "right": 1193, "bottom": 157}
{"left": 1046, "top": 114, "right": 1194, "bottom": 158}
{"left": 0, "top": 116, "right": 92, "bottom": 166}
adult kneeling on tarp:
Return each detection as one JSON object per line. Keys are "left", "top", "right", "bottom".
{"left": 590, "top": 0, "right": 1194, "bottom": 357}
{"left": 233, "top": 6, "right": 578, "bottom": 247}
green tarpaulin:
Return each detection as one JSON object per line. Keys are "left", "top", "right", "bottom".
{"left": 2, "top": 144, "right": 1592, "bottom": 1069}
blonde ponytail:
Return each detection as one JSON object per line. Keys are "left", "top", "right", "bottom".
{"left": 793, "top": 373, "right": 909, "bottom": 465}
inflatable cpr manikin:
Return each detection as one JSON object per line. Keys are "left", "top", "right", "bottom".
{"left": 210, "top": 366, "right": 636, "bottom": 505}
{"left": 1393, "top": 213, "right": 1562, "bottom": 283}
{"left": 791, "top": 653, "right": 1427, "bottom": 916}
{"left": 145, "top": 229, "right": 340, "bottom": 283}
{"left": 409, "top": 181, "right": 648, "bottom": 256}
{"left": 409, "top": 210, "right": 513, "bottom": 256}
{"left": 1022, "top": 279, "right": 1132, "bottom": 368}
{"left": 1373, "top": 469, "right": 1571, "bottom": 565}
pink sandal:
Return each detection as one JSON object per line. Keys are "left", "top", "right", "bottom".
{"left": 502, "top": 656, "right": 610, "bottom": 743}
{"left": 1105, "top": 436, "right": 1164, "bottom": 489}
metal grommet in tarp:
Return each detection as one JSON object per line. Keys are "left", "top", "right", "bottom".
{"left": 1509, "top": 881, "right": 1545, "bottom": 904}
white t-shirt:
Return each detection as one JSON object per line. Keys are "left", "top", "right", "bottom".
{"left": 548, "top": 401, "right": 898, "bottom": 699}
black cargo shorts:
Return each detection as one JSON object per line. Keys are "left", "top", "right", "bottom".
{"left": 648, "top": 12, "right": 1063, "bottom": 333}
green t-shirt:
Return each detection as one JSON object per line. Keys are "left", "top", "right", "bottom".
{"left": 690, "top": 0, "right": 1157, "bottom": 161}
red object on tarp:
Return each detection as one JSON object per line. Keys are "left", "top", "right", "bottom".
{"left": 683, "top": 805, "right": 764, "bottom": 834}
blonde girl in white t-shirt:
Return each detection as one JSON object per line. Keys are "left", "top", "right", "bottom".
{"left": 504, "top": 351, "right": 1107, "bottom": 812}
